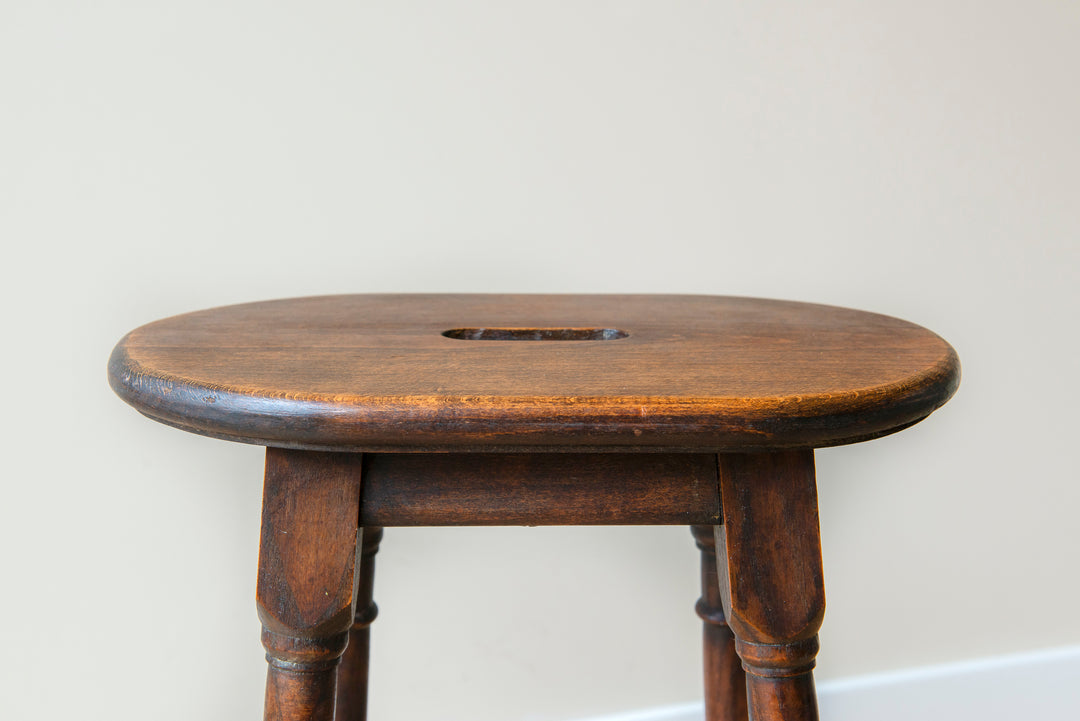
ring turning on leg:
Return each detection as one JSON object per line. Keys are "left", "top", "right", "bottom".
{"left": 335, "top": 526, "right": 383, "bottom": 721}
{"left": 715, "top": 451, "right": 825, "bottom": 721}
{"left": 692, "top": 525, "right": 749, "bottom": 721}
{"left": 257, "top": 449, "right": 365, "bottom": 721}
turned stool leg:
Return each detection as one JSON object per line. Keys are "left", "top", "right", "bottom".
{"left": 335, "top": 526, "right": 383, "bottom": 721}
{"left": 257, "top": 449, "right": 365, "bottom": 721}
{"left": 715, "top": 451, "right": 825, "bottom": 721}
{"left": 692, "top": 525, "right": 749, "bottom": 721}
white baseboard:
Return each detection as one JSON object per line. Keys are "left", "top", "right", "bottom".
{"left": 575, "top": 645, "right": 1080, "bottom": 721}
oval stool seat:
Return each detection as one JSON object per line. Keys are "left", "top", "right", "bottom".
{"left": 108, "top": 294, "right": 959, "bottom": 452}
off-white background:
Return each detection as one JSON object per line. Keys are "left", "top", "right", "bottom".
{"left": 2, "top": 2, "right": 1078, "bottom": 720}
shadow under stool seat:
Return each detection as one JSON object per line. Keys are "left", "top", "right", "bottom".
{"left": 108, "top": 294, "right": 960, "bottom": 721}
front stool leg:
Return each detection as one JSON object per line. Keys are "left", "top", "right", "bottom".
{"left": 715, "top": 451, "right": 825, "bottom": 721}
{"left": 257, "top": 449, "right": 365, "bottom": 721}
{"left": 692, "top": 525, "right": 749, "bottom": 721}
{"left": 335, "top": 526, "right": 383, "bottom": 721}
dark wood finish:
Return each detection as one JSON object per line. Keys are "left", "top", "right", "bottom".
{"left": 257, "top": 449, "right": 364, "bottom": 721}
{"left": 692, "top": 525, "right": 749, "bottom": 721}
{"left": 108, "top": 294, "right": 962, "bottom": 721}
{"left": 335, "top": 527, "right": 382, "bottom": 721}
{"left": 361, "top": 453, "right": 720, "bottom": 526}
{"left": 108, "top": 294, "right": 959, "bottom": 452}
{"left": 715, "top": 451, "right": 825, "bottom": 721}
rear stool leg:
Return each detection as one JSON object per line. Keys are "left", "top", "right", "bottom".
{"left": 692, "top": 526, "right": 749, "bottom": 721}
{"left": 715, "top": 451, "right": 825, "bottom": 721}
{"left": 335, "top": 526, "right": 383, "bottom": 721}
{"left": 257, "top": 449, "right": 365, "bottom": 721}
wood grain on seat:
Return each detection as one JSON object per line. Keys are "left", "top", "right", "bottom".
{"left": 108, "top": 294, "right": 959, "bottom": 451}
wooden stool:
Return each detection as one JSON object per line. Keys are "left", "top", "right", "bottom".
{"left": 108, "top": 294, "right": 959, "bottom": 721}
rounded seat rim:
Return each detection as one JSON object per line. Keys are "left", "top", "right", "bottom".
{"left": 108, "top": 293, "right": 960, "bottom": 452}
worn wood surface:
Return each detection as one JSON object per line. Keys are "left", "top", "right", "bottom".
{"left": 108, "top": 294, "right": 960, "bottom": 452}
{"left": 257, "top": 449, "right": 364, "bottom": 721}
{"left": 334, "top": 527, "right": 382, "bottom": 721}
{"left": 716, "top": 451, "right": 825, "bottom": 721}
{"left": 361, "top": 453, "right": 720, "bottom": 526}
{"left": 692, "top": 525, "right": 749, "bottom": 721}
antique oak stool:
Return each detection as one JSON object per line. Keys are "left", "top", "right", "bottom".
{"left": 108, "top": 294, "right": 959, "bottom": 721}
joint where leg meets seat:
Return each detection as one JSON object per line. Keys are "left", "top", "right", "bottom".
{"left": 257, "top": 450, "right": 365, "bottom": 721}
{"left": 107, "top": 293, "right": 959, "bottom": 721}
{"left": 715, "top": 451, "right": 826, "bottom": 721}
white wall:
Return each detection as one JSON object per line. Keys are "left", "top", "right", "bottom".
{"left": 2, "top": 2, "right": 1077, "bottom": 719}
